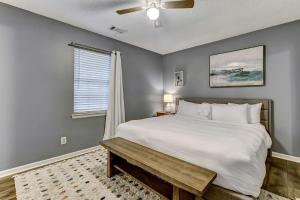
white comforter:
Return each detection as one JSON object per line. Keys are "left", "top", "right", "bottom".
{"left": 115, "top": 115, "right": 272, "bottom": 197}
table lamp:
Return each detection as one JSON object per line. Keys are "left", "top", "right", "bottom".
{"left": 164, "top": 94, "right": 174, "bottom": 112}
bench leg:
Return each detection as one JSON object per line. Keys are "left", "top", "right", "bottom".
{"left": 172, "top": 186, "right": 195, "bottom": 200}
{"left": 106, "top": 151, "right": 119, "bottom": 178}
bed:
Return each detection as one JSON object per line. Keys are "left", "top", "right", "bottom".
{"left": 115, "top": 97, "right": 273, "bottom": 200}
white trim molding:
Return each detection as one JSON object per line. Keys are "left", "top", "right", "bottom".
{"left": 272, "top": 151, "right": 300, "bottom": 163}
{"left": 71, "top": 112, "right": 106, "bottom": 119}
{"left": 0, "top": 146, "right": 100, "bottom": 179}
{"left": 1, "top": 148, "right": 299, "bottom": 179}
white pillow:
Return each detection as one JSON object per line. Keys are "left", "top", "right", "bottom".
{"left": 229, "top": 103, "right": 262, "bottom": 124}
{"left": 211, "top": 104, "right": 248, "bottom": 124}
{"left": 177, "top": 100, "right": 211, "bottom": 120}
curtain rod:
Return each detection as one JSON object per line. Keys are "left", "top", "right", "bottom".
{"left": 68, "top": 42, "right": 113, "bottom": 55}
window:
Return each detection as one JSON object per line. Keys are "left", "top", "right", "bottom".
{"left": 72, "top": 48, "right": 111, "bottom": 118}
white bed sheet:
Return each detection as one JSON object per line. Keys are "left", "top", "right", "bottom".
{"left": 115, "top": 115, "right": 272, "bottom": 197}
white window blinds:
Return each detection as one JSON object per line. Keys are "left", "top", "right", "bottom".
{"left": 73, "top": 48, "right": 111, "bottom": 114}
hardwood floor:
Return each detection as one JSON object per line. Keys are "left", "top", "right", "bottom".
{"left": 0, "top": 177, "right": 16, "bottom": 200}
{"left": 0, "top": 157, "right": 299, "bottom": 200}
{"left": 264, "top": 157, "right": 300, "bottom": 200}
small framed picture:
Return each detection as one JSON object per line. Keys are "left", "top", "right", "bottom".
{"left": 174, "top": 71, "right": 184, "bottom": 86}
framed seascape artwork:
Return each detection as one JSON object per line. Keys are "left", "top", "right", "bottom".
{"left": 209, "top": 46, "right": 265, "bottom": 87}
{"left": 174, "top": 71, "right": 184, "bottom": 86}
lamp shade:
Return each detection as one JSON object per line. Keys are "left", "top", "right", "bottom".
{"left": 163, "top": 94, "right": 173, "bottom": 103}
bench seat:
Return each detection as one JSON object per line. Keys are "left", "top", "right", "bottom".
{"left": 101, "top": 137, "right": 217, "bottom": 200}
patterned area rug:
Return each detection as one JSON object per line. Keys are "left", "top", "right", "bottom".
{"left": 14, "top": 147, "right": 289, "bottom": 200}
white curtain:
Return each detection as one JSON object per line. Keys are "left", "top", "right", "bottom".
{"left": 103, "top": 51, "right": 125, "bottom": 140}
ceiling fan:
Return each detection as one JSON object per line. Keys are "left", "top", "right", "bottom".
{"left": 116, "top": 0, "right": 194, "bottom": 21}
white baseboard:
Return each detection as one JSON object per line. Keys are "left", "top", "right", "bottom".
{"left": 0, "top": 146, "right": 100, "bottom": 179}
{"left": 1, "top": 147, "right": 298, "bottom": 179}
{"left": 272, "top": 151, "right": 300, "bottom": 163}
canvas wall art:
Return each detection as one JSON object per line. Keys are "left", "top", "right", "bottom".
{"left": 209, "top": 46, "right": 265, "bottom": 87}
{"left": 174, "top": 71, "right": 184, "bottom": 86}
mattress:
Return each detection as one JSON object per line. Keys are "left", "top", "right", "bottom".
{"left": 115, "top": 115, "right": 272, "bottom": 197}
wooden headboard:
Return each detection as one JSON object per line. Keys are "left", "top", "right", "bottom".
{"left": 176, "top": 97, "right": 273, "bottom": 137}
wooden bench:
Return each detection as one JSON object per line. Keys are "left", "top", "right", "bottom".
{"left": 101, "top": 137, "right": 217, "bottom": 200}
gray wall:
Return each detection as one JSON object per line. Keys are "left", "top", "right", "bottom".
{"left": 163, "top": 20, "right": 300, "bottom": 156}
{"left": 1, "top": 2, "right": 299, "bottom": 171}
{"left": 0, "top": 3, "right": 163, "bottom": 171}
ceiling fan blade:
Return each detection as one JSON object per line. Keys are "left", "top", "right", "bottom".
{"left": 116, "top": 6, "right": 145, "bottom": 15}
{"left": 161, "top": 0, "right": 194, "bottom": 9}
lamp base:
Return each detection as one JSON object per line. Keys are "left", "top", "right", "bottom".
{"left": 164, "top": 102, "right": 174, "bottom": 113}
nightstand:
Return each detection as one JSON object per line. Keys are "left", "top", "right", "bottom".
{"left": 156, "top": 112, "right": 176, "bottom": 117}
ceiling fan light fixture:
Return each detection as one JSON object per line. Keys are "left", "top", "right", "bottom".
{"left": 147, "top": 7, "right": 159, "bottom": 20}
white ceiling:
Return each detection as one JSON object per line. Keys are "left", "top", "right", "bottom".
{"left": 1, "top": 0, "right": 300, "bottom": 55}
